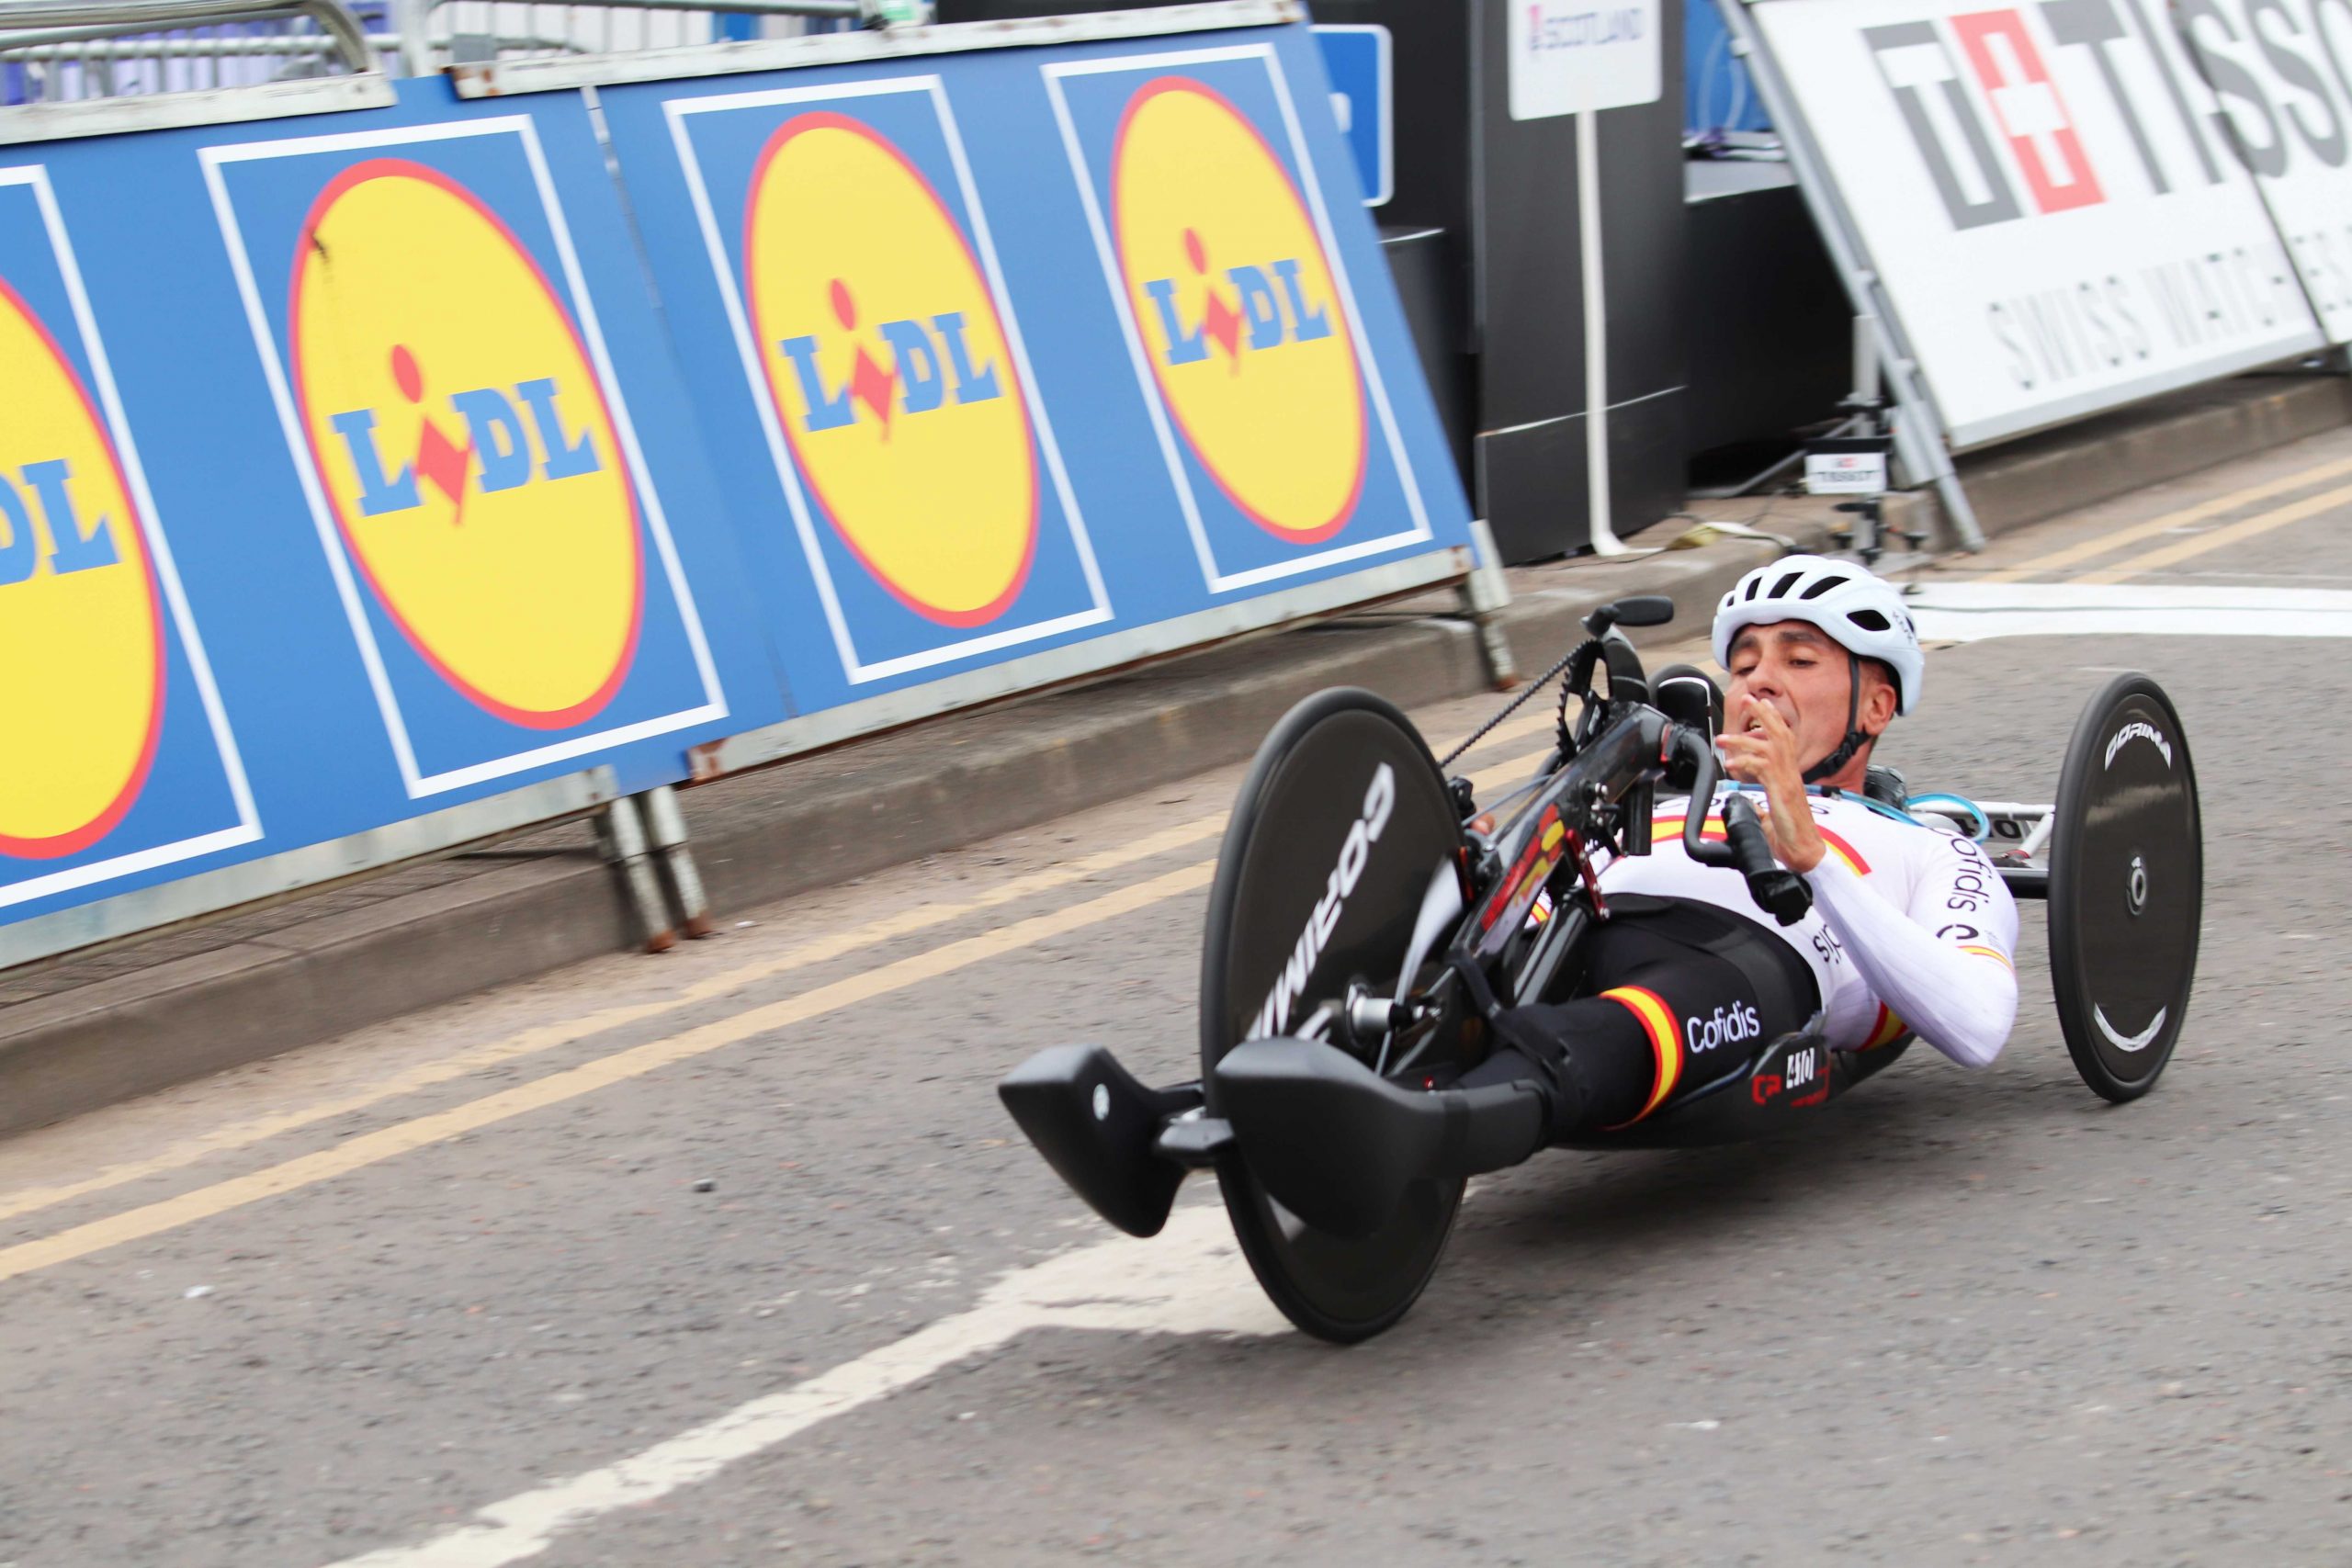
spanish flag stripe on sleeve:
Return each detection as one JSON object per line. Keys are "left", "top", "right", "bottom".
{"left": 1598, "top": 985, "right": 1680, "bottom": 1129}
{"left": 1651, "top": 816, "right": 1870, "bottom": 876}
{"left": 1959, "top": 943, "right": 2014, "bottom": 970}
{"left": 1864, "top": 1003, "right": 1909, "bottom": 1049}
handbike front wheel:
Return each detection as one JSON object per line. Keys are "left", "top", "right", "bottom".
{"left": 1201, "top": 688, "right": 1466, "bottom": 1343}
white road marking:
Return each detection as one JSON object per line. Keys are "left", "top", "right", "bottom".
{"left": 328, "top": 1202, "right": 1283, "bottom": 1568}
{"left": 1907, "top": 583, "right": 2352, "bottom": 641}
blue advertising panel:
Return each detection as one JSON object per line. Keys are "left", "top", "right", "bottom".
{"left": 1043, "top": 38, "right": 1436, "bottom": 590}
{"left": 662, "top": 77, "right": 1113, "bottom": 684}
{"left": 592, "top": 16, "right": 1471, "bottom": 718}
{"left": 0, "top": 165, "right": 260, "bottom": 917}
{"left": 202, "top": 113, "right": 731, "bottom": 794}
{"left": 0, "top": 81, "right": 779, "bottom": 933}
{"left": 2, "top": 16, "right": 1473, "bottom": 953}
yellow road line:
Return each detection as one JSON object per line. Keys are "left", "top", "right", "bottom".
{"left": 0, "top": 720, "right": 1556, "bottom": 1232}
{"left": 1977, "top": 454, "right": 2352, "bottom": 583}
{"left": 2074, "top": 479, "right": 2352, "bottom": 584}
{"left": 0, "top": 741, "right": 1555, "bottom": 1271}
{"left": 0, "top": 815, "right": 1223, "bottom": 1228}
{"left": 0, "top": 862, "right": 1216, "bottom": 1286}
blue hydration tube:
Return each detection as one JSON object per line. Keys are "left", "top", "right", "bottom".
{"left": 1720, "top": 780, "right": 1991, "bottom": 840}
{"left": 1905, "top": 791, "right": 1994, "bottom": 842}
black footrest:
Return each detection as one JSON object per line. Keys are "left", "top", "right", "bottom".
{"left": 998, "top": 1045, "right": 1200, "bottom": 1237}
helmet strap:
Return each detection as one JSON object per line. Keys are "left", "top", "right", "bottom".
{"left": 1801, "top": 654, "right": 1871, "bottom": 784}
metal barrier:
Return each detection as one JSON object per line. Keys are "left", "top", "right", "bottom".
{"left": 0, "top": 0, "right": 879, "bottom": 107}
{"left": 0, "top": 0, "right": 377, "bottom": 103}
{"left": 384, "top": 0, "right": 869, "bottom": 79}
{"left": 0, "top": 1, "right": 1487, "bottom": 971}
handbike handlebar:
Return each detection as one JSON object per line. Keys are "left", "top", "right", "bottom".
{"left": 1486, "top": 714, "right": 1815, "bottom": 933}
{"left": 1668, "top": 728, "right": 1815, "bottom": 928}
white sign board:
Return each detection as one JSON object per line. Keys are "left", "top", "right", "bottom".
{"left": 1753, "top": 0, "right": 2326, "bottom": 447}
{"left": 2173, "top": 0, "right": 2352, "bottom": 344}
{"left": 1805, "top": 446, "right": 1891, "bottom": 494}
{"left": 1510, "top": 0, "right": 1665, "bottom": 118}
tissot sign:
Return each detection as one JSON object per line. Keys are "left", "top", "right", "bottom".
{"left": 2174, "top": 0, "right": 2352, "bottom": 339}
{"left": 1753, "top": 0, "right": 2333, "bottom": 445}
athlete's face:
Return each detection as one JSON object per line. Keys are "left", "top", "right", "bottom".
{"left": 1724, "top": 622, "right": 1896, "bottom": 777}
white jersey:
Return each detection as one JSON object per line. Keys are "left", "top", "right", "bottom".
{"left": 1600, "top": 788, "right": 2019, "bottom": 1066}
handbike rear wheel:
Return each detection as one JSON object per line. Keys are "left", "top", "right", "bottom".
{"left": 1201, "top": 688, "right": 1467, "bottom": 1343}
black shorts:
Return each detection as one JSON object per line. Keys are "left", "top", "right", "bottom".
{"left": 1483, "top": 894, "right": 1821, "bottom": 1132}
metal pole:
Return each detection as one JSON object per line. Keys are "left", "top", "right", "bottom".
{"left": 390, "top": 0, "right": 430, "bottom": 74}
{"left": 596, "top": 795, "right": 677, "bottom": 953}
{"left": 1577, "top": 106, "right": 1626, "bottom": 557}
{"left": 639, "top": 784, "right": 715, "bottom": 940}
{"left": 1459, "top": 517, "right": 1520, "bottom": 687}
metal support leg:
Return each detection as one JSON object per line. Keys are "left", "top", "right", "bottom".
{"left": 640, "top": 784, "right": 715, "bottom": 940}
{"left": 390, "top": 0, "right": 433, "bottom": 76}
{"left": 1460, "top": 517, "right": 1520, "bottom": 688}
{"left": 596, "top": 795, "right": 676, "bottom": 953}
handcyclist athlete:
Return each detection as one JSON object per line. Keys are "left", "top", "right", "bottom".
{"left": 1460, "top": 555, "right": 2020, "bottom": 1142}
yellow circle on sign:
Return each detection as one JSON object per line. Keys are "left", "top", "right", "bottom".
{"left": 292, "top": 160, "right": 641, "bottom": 728}
{"left": 746, "top": 113, "right": 1036, "bottom": 627}
{"left": 0, "top": 277, "right": 164, "bottom": 859}
{"left": 1114, "top": 76, "right": 1366, "bottom": 543}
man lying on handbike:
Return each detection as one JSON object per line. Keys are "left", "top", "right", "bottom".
{"left": 1445, "top": 555, "right": 2018, "bottom": 1151}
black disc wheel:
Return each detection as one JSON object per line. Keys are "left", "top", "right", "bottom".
{"left": 2048, "top": 674, "right": 2201, "bottom": 1102}
{"left": 1201, "top": 688, "right": 1466, "bottom": 1343}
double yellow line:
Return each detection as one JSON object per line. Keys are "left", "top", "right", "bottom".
{"left": 0, "top": 718, "right": 1564, "bottom": 1286}
{"left": 1982, "top": 454, "right": 2352, "bottom": 584}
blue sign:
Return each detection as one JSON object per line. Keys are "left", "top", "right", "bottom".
{"left": 0, "top": 83, "right": 781, "bottom": 929}
{"left": 204, "top": 116, "right": 731, "bottom": 794}
{"left": 594, "top": 17, "right": 1468, "bottom": 718}
{"left": 0, "top": 14, "right": 1472, "bottom": 947}
{"left": 656, "top": 78, "right": 1112, "bottom": 685}
{"left": 0, "top": 167, "right": 257, "bottom": 913}
{"left": 1313, "top": 24, "right": 1392, "bottom": 208}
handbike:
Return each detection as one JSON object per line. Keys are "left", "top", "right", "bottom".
{"left": 999, "top": 596, "right": 2202, "bottom": 1342}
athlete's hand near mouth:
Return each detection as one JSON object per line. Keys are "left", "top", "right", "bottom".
{"left": 1715, "top": 695, "right": 1827, "bottom": 875}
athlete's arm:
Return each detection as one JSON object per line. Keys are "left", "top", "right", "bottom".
{"left": 1804, "top": 831, "right": 2019, "bottom": 1067}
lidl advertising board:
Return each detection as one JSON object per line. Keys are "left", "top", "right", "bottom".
{"left": 0, "top": 15, "right": 1475, "bottom": 949}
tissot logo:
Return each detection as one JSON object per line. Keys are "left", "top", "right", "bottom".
{"left": 1949, "top": 10, "right": 2103, "bottom": 212}
{"left": 1870, "top": 0, "right": 2352, "bottom": 235}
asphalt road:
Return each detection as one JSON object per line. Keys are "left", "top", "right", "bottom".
{"left": 4, "top": 429, "right": 2352, "bottom": 1567}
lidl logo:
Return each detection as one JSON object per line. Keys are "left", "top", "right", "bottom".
{"left": 290, "top": 159, "right": 643, "bottom": 729}
{"left": 746, "top": 111, "right": 1037, "bottom": 628}
{"left": 1113, "top": 76, "right": 1366, "bottom": 544}
{"left": 0, "top": 276, "right": 164, "bottom": 859}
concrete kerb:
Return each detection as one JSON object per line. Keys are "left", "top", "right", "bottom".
{"left": 0, "top": 528, "right": 1815, "bottom": 1138}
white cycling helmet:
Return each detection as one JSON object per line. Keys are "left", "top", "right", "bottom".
{"left": 1713, "top": 556, "right": 1923, "bottom": 713}
{"left": 1713, "top": 555, "right": 1923, "bottom": 781}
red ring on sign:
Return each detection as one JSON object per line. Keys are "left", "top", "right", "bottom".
{"left": 288, "top": 158, "right": 645, "bottom": 731}
{"left": 744, "top": 111, "right": 1039, "bottom": 629}
{"left": 0, "top": 272, "right": 168, "bottom": 861}
{"left": 1110, "top": 75, "right": 1368, "bottom": 547}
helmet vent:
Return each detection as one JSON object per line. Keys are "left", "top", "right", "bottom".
{"left": 1770, "top": 570, "right": 1804, "bottom": 599}
{"left": 1743, "top": 576, "right": 1763, "bottom": 601}
{"left": 1847, "top": 608, "right": 1893, "bottom": 632}
{"left": 1799, "top": 575, "right": 1849, "bottom": 601}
